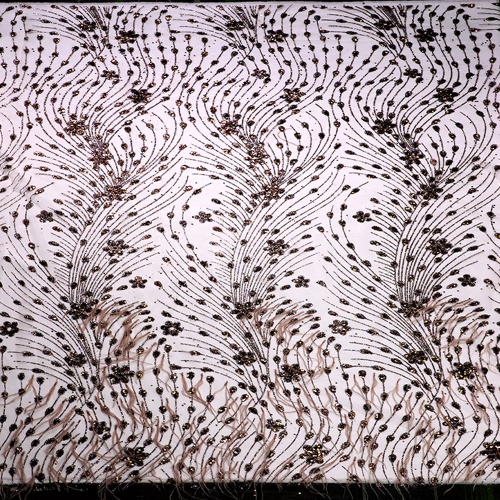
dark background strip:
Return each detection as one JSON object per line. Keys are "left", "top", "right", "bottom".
{"left": 3, "top": 483, "right": 500, "bottom": 500}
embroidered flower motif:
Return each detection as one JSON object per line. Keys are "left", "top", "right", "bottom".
{"left": 400, "top": 145, "right": 424, "bottom": 166}
{"left": 101, "top": 184, "right": 127, "bottom": 203}
{"left": 330, "top": 319, "right": 350, "bottom": 336}
{"left": 231, "top": 301, "right": 256, "bottom": 319}
{"left": 280, "top": 363, "right": 305, "bottom": 383}
{"left": 219, "top": 119, "right": 240, "bottom": 136}
{"left": 426, "top": 238, "right": 452, "bottom": 255}
{"left": 452, "top": 361, "right": 476, "bottom": 380}
{"left": 418, "top": 181, "right": 442, "bottom": 200}
{"left": 252, "top": 68, "right": 270, "bottom": 80}
{"left": 104, "top": 239, "right": 129, "bottom": 257}
{"left": 65, "top": 117, "right": 87, "bottom": 136}
{"left": 398, "top": 300, "right": 425, "bottom": 318}
{"left": 160, "top": 321, "right": 183, "bottom": 336}
{"left": 300, "top": 443, "right": 329, "bottom": 464}
{"left": 282, "top": 88, "right": 304, "bottom": 103}
{"left": 265, "top": 239, "right": 289, "bottom": 256}
{"left": 434, "top": 87, "right": 458, "bottom": 103}
{"left": 116, "top": 30, "right": 139, "bottom": 44}
{"left": 64, "top": 352, "right": 86, "bottom": 367}
{"left": 415, "top": 28, "right": 438, "bottom": 43}
{"left": 442, "top": 416, "right": 462, "bottom": 429}
{"left": 129, "top": 89, "right": 151, "bottom": 104}
{"left": 37, "top": 210, "right": 54, "bottom": 223}
{"left": 0, "top": 321, "right": 18, "bottom": 337}
{"left": 404, "top": 69, "right": 422, "bottom": 81}
{"left": 194, "top": 211, "right": 213, "bottom": 223}
{"left": 404, "top": 350, "right": 428, "bottom": 365}
{"left": 260, "top": 177, "right": 284, "bottom": 201}
{"left": 90, "top": 421, "right": 110, "bottom": 435}
{"left": 245, "top": 138, "right": 269, "bottom": 166}
{"left": 68, "top": 301, "right": 95, "bottom": 321}
{"left": 353, "top": 211, "right": 372, "bottom": 223}
{"left": 101, "top": 69, "right": 119, "bottom": 81}
{"left": 233, "top": 351, "right": 257, "bottom": 366}
{"left": 130, "top": 276, "right": 147, "bottom": 289}
{"left": 372, "top": 118, "right": 396, "bottom": 135}
{"left": 89, "top": 138, "right": 113, "bottom": 169}
{"left": 292, "top": 275, "right": 309, "bottom": 288}
{"left": 108, "top": 365, "right": 135, "bottom": 385}
{"left": 122, "top": 447, "right": 149, "bottom": 467}
{"left": 78, "top": 20, "right": 98, "bottom": 33}
{"left": 266, "top": 419, "right": 286, "bottom": 432}
{"left": 266, "top": 29, "right": 287, "bottom": 43}
{"left": 458, "top": 274, "right": 476, "bottom": 287}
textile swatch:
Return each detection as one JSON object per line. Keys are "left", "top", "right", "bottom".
{"left": 0, "top": 1, "right": 499, "bottom": 487}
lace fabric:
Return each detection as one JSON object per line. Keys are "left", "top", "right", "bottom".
{"left": 0, "top": 1, "right": 499, "bottom": 487}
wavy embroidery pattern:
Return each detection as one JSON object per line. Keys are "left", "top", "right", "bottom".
{"left": 0, "top": 2, "right": 499, "bottom": 488}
